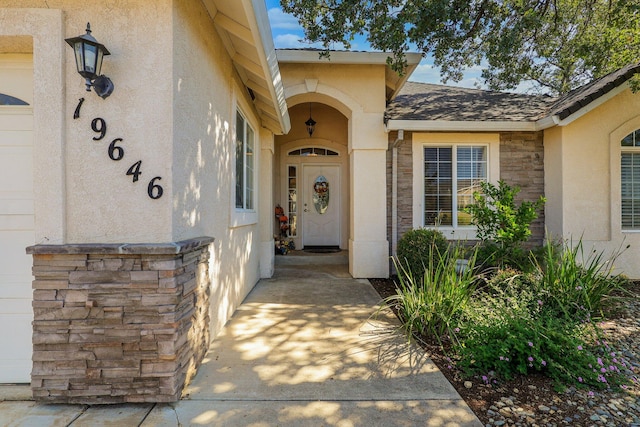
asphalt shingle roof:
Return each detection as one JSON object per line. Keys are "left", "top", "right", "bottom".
{"left": 385, "top": 62, "right": 640, "bottom": 124}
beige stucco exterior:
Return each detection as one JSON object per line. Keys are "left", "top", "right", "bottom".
{"left": 277, "top": 61, "right": 392, "bottom": 278}
{"left": 0, "top": 0, "right": 287, "bottom": 350}
{"left": 544, "top": 84, "right": 640, "bottom": 277}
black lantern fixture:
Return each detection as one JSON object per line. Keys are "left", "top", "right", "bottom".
{"left": 305, "top": 103, "right": 316, "bottom": 137}
{"left": 65, "top": 23, "right": 114, "bottom": 99}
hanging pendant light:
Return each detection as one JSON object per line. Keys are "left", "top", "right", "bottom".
{"left": 305, "top": 103, "right": 316, "bottom": 137}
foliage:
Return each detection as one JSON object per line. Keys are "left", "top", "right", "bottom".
{"left": 465, "top": 180, "right": 544, "bottom": 270}
{"left": 387, "top": 231, "right": 630, "bottom": 390}
{"left": 457, "top": 272, "right": 627, "bottom": 390}
{"left": 280, "top": 0, "right": 640, "bottom": 95}
{"left": 456, "top": 238, "right": 630, "bottom": 390}
{"left": 396, "top": 228, "right": 449, "bottom": 280}
{"left": 387, "top": 245, "right": 478, "bottom": 346}
{"left": 531, "top": 239, "right": 628, "bottom": 319}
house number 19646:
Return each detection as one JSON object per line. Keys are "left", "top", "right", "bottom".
{"left": 90, "top": 117, "right": 163, "bottom": 199}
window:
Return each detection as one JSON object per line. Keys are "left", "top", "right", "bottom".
{"left": 0, "top": 93, "right": 29, "bottom": 106}
{"left": 235, "top": 110, "right": 255, "bottom": 210}
{"left": 621, "top": 129, "right": 640, "bottom": 229}
{"left": 424, "top": 145, "right": 487, "bottom": 227}
{"left": 287, "top": 166, "right": 298, "bottom": 237}
{"left": 288, "top": 147, "right": 339, "bottom": 156}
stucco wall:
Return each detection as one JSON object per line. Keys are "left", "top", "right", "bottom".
{"left": 172, "top": 0, "right": 262, "bottom": 337}
{"left": 2, "top": 1, "right": 268, "bottom": 347}
{"left": 545, "top": 85, "right": 640, "bottom": 277}
{"left": 279, "top": 61, "right": 390, "bottom": 277}
{"left": 0, "top": 1, "right": 175, "bottom": 243}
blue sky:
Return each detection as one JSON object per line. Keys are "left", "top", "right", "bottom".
{"left": 264, "top": 0, "right": 486, "bottom": 89}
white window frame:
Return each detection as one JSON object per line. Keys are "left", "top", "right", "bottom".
{"left": 412, "top": 133, "right": 500, "bottom": 240}
{"left": 231, "top": 97, "right": 259, "bottom": 228}
{"left": 620, "top": 129, "right": 640, "bottom": 231}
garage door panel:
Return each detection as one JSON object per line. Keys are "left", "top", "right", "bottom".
{"left": 0, "top": 312, "right": 33, "bottom": 383}
{"left": 0, "top": 112, "right": 32, "bottom": 129}
{"left": 0, "top": 130, "right": 33, "bottom": 145}
{"left": 0, "top": 215, "right": 34, "bottom": 230}
{"left": 0, "top": 148, "right": 34, "bottom": 193}
{"left": 1, "top": 54, "right": 34, "bottom": 383}
{"left": 0, "top": 299, "right": 31, "bottom": 313}
{"left": 0, "top": 199, "right": 34, "bottom": 215}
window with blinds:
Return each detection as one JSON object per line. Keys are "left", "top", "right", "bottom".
{"left": 424, "top": 145, "right": 487, "bottom": 227}
{"left": 621, "top": 130, "right": 640, "bottom": 229}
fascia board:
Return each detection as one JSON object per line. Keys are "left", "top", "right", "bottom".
{"left": 244, "top": 0, "right": 291, "bottom": 134}
{"left": 385, "top": 119, "right": 538, "bottom": 132}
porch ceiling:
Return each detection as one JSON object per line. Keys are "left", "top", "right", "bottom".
{"left": 203, "top": 0, "right": 291, "bottom": 134}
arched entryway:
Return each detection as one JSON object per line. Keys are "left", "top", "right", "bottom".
{"left": 274, "top": 102, "right": 350, "bottom": 251}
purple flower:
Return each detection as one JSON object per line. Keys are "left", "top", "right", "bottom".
{"left": 578, "top": 377, "right": 583, "bottom": 383}
{"left": 537, "top": 300, "right": 543, "bottom": 305}
{"left": 597, "top": 358, "right": 604, "bottom": 366}
{"left": 541, "top": 360, "right": 547, "bottom": 366}
{"left": 588, "top": 391, "right": 594, "bottom": 397}
{"left": 482, "top": 375, "right": 488, "bottom": 383}
{"left": 499, "top": 356, "right": 504, "bottom": 361}
{"left": 454, "top": 327, "right": 460, "bottom": 333}
{"left": 577, "top": 345, "right": 583, "bottom": 351}
{"left": 601, "top": 367, "right": 607, "bottom": 373}
{"left": 528, "top": 356, "right": 534, "bottom": 362}
{"left": 528, "top": 341, "right": 533, "bottom": 347}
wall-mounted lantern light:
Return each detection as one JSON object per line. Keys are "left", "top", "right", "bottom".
{"left": 305, "top": 103, "right": 316, "bottom": 137}
{"left": 65, "top": 23, "right": 114, "bottom": 99}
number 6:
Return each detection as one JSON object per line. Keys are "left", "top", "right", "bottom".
{"left": 147, "top": 177, "right": 163, "bottom": 199}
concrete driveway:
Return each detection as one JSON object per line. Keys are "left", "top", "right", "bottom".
{"left": 0, "top": 264, "right": 481, "bottom": 426}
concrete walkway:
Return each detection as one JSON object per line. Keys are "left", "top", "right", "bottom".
{"left": 0, "top": 264, "right": 481, "bottom": 426}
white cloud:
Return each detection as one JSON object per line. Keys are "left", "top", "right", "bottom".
{"left": 409, "top": 61, "right": 488, "bottom": 89}
{"left": 274, "top": 34, "right": 306, "bottom": 48}
{"left": 268, "top": 8, "right": 303, "bottom": 31}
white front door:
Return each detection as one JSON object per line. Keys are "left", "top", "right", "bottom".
{"left": 0, "top": 54, "right": 34, "bottom": 383}
{"left": 302, "top": 165, "right": 340, "bottom": 247}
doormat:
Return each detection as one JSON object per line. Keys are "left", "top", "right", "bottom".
{"left": 303, "top": 246, "right": 341, "bottom": 254}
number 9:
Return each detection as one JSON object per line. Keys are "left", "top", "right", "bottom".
{"left": 91, "top": 118, "right": 107, "bottom": 141}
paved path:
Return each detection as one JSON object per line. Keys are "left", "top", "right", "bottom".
{"left": 0, "top": 264, "right": 481, "bottom": 426}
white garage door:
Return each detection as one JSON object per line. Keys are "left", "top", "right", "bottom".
{"left": 0, "top": 54, "right": 34, "bottom": 383}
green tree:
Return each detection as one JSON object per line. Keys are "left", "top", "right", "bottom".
{"left": 280, "top": 0, "right": 640, "bottom": 95}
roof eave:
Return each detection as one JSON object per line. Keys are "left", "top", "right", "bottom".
{"left": 385, "top": 119, "right": 539, "bottom": 133}
{"left": 206, "top": 0, "right": 290, "bottom": 134}
{"left": 539, "top": 81, "right": 631, "bottom": 128}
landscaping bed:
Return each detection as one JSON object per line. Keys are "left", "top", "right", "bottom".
{"left": 370, "top": 278, "right": 640, "bottom": 426}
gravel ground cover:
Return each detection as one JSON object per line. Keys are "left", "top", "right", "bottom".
{"left": 370, "top": 279, "right": 640, "bottom": 426}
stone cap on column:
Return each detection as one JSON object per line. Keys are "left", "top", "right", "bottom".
{"left": 26, "top": 236, "right": 215, "bottom": 255}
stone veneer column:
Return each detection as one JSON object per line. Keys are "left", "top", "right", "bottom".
{"left": 26, "top": 237, "right": 213, "bottom": 404}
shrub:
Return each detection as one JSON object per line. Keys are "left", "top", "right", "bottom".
{"left": 465, "top": 180, "right": 545, "bottom": 270}
{"left": 532, "top": 238, "right": 628, "bottom": 319}
{"left": 457, "top": 268, "right": 628, "bottom": 390}
{"left": 397, "top": 228, "right": 449, "bottom": 280}
{"left": 387, "top": 245, "right": 478, "bottom": 346}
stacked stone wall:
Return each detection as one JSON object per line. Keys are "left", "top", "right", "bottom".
{"left": 27, "top": 237, "right": 213, "bottom": 404}
{"left": 500, "top": 132, "right": 546, "bottom": 246}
